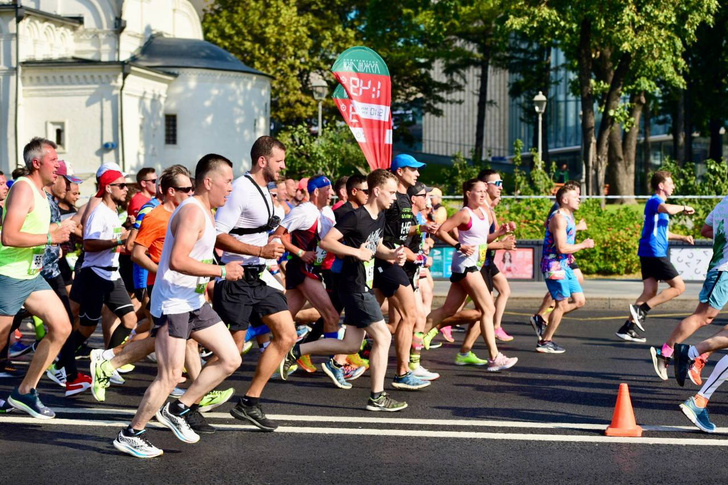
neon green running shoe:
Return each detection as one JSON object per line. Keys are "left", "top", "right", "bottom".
{"left": 423, "top": 328, "right": 439, "bottom": 350}
{"left": 198, "top": 388, "right": 235, "bottom": 413}
{"left": 455, "top": 351, "right": 488, "bottom": 366}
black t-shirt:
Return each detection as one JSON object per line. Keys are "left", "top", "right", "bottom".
{"left": 382, "top": 191, "right": 414, "bottom": 249}
{"left": 334, "top": 206, "right": 384, "bottom": 293}
{"left": 333, "top": 201, "right": 355, "bottom": 222}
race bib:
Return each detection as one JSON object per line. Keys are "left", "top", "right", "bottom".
{"left": 477, "top": 244, "right": 487, "bottom": 270}
{"left": 364, "top": 259, "right": 374, "bottom": 289}
{"left": 196, "top": 259, "right": 213, "bottom": 293}
{"left": 314, "top": 246, "right": 327, "bottom": 266}
{"left": 112, "top": 227, "right": 123, "bottom": 253}
{"left": 29, "top": 246, "right": 44, "bottom": 275}
{"left": 544, "top": 259, "right": 566, "bottom": 280}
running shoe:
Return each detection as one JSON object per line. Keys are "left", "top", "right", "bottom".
{"left": 536, "top": 340, "right": 565, "bottom": 354}
{"left": 455, "top": 351, "right": 488, "bottom": 366}
{"left": 65, "top": 372, "right": 92, "bottom": 397}
{"left": 422, "top": 328, "right": 439, "bottom": 350}
{"left": 230, "top": 401, "right": 278, "bottom": 431}
{"left": 441, "top": 326, "right": 455, "bottom": 343}
{"left": 155, "top": 402, "right": 200, "bottom": 443}
{"left": 296, "top": 325, "right": 310, "bottom": 342}
{"left": 198, "top": 388, "right": 234, "bottom": 413}
{"left": 494, "top": 327, "right": 514, "bottom": 342}
{"left": 45, "top": 363, "right": 67, "bottom": 387}
{"left": 629, "top": 304, "right": 646, "bottom": 332}
{"left": 0, "top": 398, "right": 14, "bottom": 414}
{"left": 366, "top": 392, "right": 408, "bottom": 412}
{"left": 342, "top": 364, "right": 366, "bottom": 381}
{"left": 529, "top": 315, "right": 546, "bottom": 339}
{"left": 147, "top": 352, "right": 158, "bottom": 363}
{"left": 392, "top": 371, "right": 431, "bottom": 390}
{"left": 170, "top": 387, "right": 186, "bottom": 398}
{"left": 322, "top": 360, "right": 352, "bottom": 389}
{"left": 90, "top": 350, "right": 114, "bottom": 402}
{"left": 113, "top": 429, "right": 163, "bottom": 459}
{"left": 487, "top": 352, "right": 518, "bottom": 372}
{"left": 650, "top": 346, "right": 670, "bottom": 381}
{"left": 186, "top": 407, "right": 215, "bottom": 434}
{"left": 615, "top": 322, "right": 645, "bottom": 343}
{"left": 241, "top": 340, "right": 253, "bottom": 355}
{"left": 680, "top": 396, "right": 716, "bottom": 433}
{"left": 199, "top": 347, "right": 213, "bottom": 359}
{"left": 272, "top": 363, "right": 298, "bottom": 380}
{"left": 296, "top": 354, "right": 317, "bottom": 373}
{"left": 9, "top": 341, "right": 32, "bottom": 358}
{"left": 0, "top": 363, "right": 22, "bottom": 379}
{"left": 74, "top": 343, "right": 94, "bottom": 360}
{"left": 689, "top": 356, "right": 707, "bottom": 386}
{"left": 8, "top": 387, "right": 55, "bottom": 419}
{"left": 673, "top": 343, "right": 691, "bottom": 387}
{"left": 429, "top": 341, "right": 443, "bottom": 349}
{"left": 280, "top": 349, "right": 296, "bottom": 381}
{"left": 347, "top": 352, "right": 368, "bottom": 369}
{"left": 117, "top": 364, "right": 135, "bottom": 374}
{"left": 410, "top": 365, "right": 440, "bottom": 381}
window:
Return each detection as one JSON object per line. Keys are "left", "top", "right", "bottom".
{"left": 46, "top": 121, "right": 66, "bottom": 153}
{"left": 165, "top": 114, "right": 177, "bottom": 145}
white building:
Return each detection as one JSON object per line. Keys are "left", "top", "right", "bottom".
{"left": 0, "top": 0, "right": 271, "bottom": 185}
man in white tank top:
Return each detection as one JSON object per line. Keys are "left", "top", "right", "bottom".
{"left": 113, "top": 154, "right": 244, "bottom": 459}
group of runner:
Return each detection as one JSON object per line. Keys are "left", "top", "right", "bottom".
{"left": 1, "top": 135, "right": 727, "bottom": 457}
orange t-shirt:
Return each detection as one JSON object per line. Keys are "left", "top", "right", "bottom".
{"left": 134, "top": 205, "right": 172, "bottom": 286}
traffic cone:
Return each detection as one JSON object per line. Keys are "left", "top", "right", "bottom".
{"left": 605, "top": 383, "right": 643, "bottom": 437}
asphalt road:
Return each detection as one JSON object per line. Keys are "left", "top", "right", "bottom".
{"left": 3, "top": 305, "right": 728, "bottom": 484}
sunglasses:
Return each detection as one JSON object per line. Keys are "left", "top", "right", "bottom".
{"left": 271, "top": 193, "right": 278, "bottom": 198}
{"left": 354, "top": 187, "right": 369, "bottom": 195}
{"left": 172, "top": 186, "right": 194, "bottom": 193}
{"left": 109, "top": 183, "right": 128, "bottom": 189}
{"left": 143, "top": 179, "right": 157, "bottom": 184}
{"left": 413, "top": 192, "right": 427, "bottom": 198}
{"left": 487, "top": 180, "right": 503, "bottom": 187}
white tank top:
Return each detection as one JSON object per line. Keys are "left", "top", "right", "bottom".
{"left": 451, "top": 206, "right": 489, "bottom": 273}
{"left": 151, "top": 197, "right": 217, "bottom": 317}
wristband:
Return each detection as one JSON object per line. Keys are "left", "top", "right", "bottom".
{"left": 454, "top": 243, "right": 462, "bottom": 251}
{"left": 116, "top": 235, "right": 123, "bottom": 246}
{"left": 416, "top": 225, "right": 422, "bottom": 235}
{"left": 220, "top": 266, "right": 227, "bottom": 279}
{"left": 47, "top": 232, "right": 52, "bottom": 246}
{"left": 297, "top": 249, "right": 304, "bottom": 258}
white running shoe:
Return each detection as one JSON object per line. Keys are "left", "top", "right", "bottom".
{"left": 410, "top": 365, "right": 440, "bottom": 381}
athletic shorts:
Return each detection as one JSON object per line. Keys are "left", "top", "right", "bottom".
{"left": 403, "top": 262, "right": 422, "bottom": 290}
{"left": 73, "top": 267, "right": 135, "bottom": 326}
{"left": 373, "top": 261, "right": 410, "bottom": 297}
{"left": 0, "top": 274, "right": 51, "bottom": 316}
{"left": 44, "top": 273, "right": 74, "bottom": 323}
{"left": 338, "top": 289, "right": 383, "bottom": 328}
{"left": 640, "top": 256, "right": 679, "bottom": 282}
{"left": 321, "top": 270, "right": 344, "bottom": 314}
{"left": 480, "top": 263, "right": 500, "bottom": 292}
{"left": 58, "top": 256, "right": 73, "bottom": 287}
{"left": 213, "top": 276, "right": 288, "bottom": 332}
{"left": 450, "top": 266, "right": 479, "bottom": 284}
{"left": 119, "top": 254, "right": 135, "bottom": 296}
{"left": 544, "top": 266, "right": 583, "bottom": 301}
{"left": 152, "top": 302, "right": 221, "bottom": 339}
{"left": 699, "top": 270, "right": 728, "bottom": 310}
{"left": 284, "top": 259, "right": 320, "bottom": 290}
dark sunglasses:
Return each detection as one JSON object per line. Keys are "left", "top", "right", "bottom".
{"left": 271, "top": 193, "right": 278, "bottom": 198}
{"left": 143, "top": 178, "right": 157, "bottom": 184}
{"left": 109, "top": 183, "right": 128, "bottom": 189}
{"left": 355, "top": 187, "right": 369, "bottom": 195}
{"left": 413, "top": 192, "right": 427, "bottom": 198}
{"left": 172, "top": 186, "right": 194, "bottom": 193}
{"left": 487, "top": 180, "right": 503, "bottom": 187}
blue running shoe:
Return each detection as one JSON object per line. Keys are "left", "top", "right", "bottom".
{"left": 8, "top": 387, "right": 55, "bottom": 419}
{"left": 392, "top": 371, "right": 431, "bottom": 390}
{"left": 680, "top": 397, "right": 716, "bottom": 433}
{"left": 322, "top": 360, "right": 352, "bottom": 389}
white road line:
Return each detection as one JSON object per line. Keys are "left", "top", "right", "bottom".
{"left": 1, "top": 416, "right": 726, "bottom": 446}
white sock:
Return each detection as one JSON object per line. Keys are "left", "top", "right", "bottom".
{"left": 102, "top": 349, "right": 115, "bottom": 361}
{"left": 688, "top": 345, "right": 700, "bottom": 360}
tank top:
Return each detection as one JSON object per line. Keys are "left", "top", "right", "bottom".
{"left": 150, "top": 197, "right": 217, "bottom": 316}
{"left": 451, "top": 206, "right": 489, "bottom": 274}
{"left": 541, "top": 208, "right": 576, "bottom": 275}
{"left": 0, "top": 177, "right": 51, "bottom": 279}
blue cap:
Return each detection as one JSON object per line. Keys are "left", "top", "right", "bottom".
{"left": 307, "top": 175, "right": 331, "bottom": 193}
{"left": 390, "top": 153, "right": 425, "bottom": 172}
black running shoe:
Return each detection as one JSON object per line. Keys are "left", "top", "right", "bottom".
{"left": 529, "top": 315, "right": 546, "bottom": 339}
{"left": 615, "top": 322, "right": 646, "bottom": 343}
{"left": 186, "top": 407, "right": 216, "bottom": 434}
{"left": 673, "top": 343, "right": 692, "bottom": 387}
{"left": 230, "top": 401, "right": 278, "bottom": 432}
{"left": 629, "top": 304, "right": 647, "bottom": 332}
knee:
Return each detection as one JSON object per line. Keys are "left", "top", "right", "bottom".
{"left": 221, "top": 353, "right": 242, "bottom": 374}
{"left": 277, "top": 325, "right": 297, "bottom": 349}
{"left": 498, "top": 286, "right": 511, "bottom": 299}
{"left": 573, "top": 297, "right": 586, "bottom": 309}
{"left": 159, "top": 368, "right": 183, "bottom": 388}
{"left": 675, "top": 284, "right": 686, "bottom": 296}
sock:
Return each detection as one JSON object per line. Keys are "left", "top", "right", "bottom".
{"left": 459, "top": 352, "right": 469, "bottom": 357}
{"left": 33, "top": 316, "right": 46, "bottom": 340}
{"left": 109, "top": 325, "right": 132, "bottom": 348}
{"left": 661, "top": 343, "right": 673, "bottom": 359}
{"left": 694, "top": 395, "right": 709, "bottom": 408}
{"left": 323, "top": 332, "right": 339, "bottom": 340}
{"left": 330, "top": 358, "right": 343, "bottom": 368}
{"left": 124, "top": 426, "right": 144, "bottom": 436}
{"left": 242, "top": 395, "right": 259, "bottom": 407}
{"left": 102, "top": 348, "right": 116, "bottom": 361}
{"left": 370, "top": 391, "right": 382, "bottom": 400}
{"left": 410, "top": 353, "right": 421, "bottom": 366}
{"left": 412, "top": 332, "right": 424, "bottom": 351}
{"left": 699, "top": 352, "right": 711, "bottom": 362}
{"left": 303, "top": 317, "right": 324, "bottom": 343}
{"left": 259, "top": 341, "right": 270, "bottom": 353}
{"left": 170, "top": 400, "right": 189, "bottom": 416}
{"left": 688, "top": 346, "right": 700, "bottom": 360}
{"left": 639, "top": 302, "right": 651, "bottom": 314}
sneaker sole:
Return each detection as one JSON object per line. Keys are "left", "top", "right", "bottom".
{"left": 198, "top": 390, "right": 234, "bottom": 413}
{"left": 9, "top": 347, "right": 33, "bottom": 358}
{"left": 229, "top": 407, "right": 277, "bottom": 432}
{"left": 689, "top": 368, "right": 702, "bottom": 386}
{"left": 535, "top": 347, "right": 565, "bottom": 354}
{"left": 615, "top": 332, "right": 646, "bottom": 343}
{"left": 528, "top": 318, "right": 543, "bottom": 339}
{"left": 487, "top": 358, "right": 518, "bottom": 372}
{"left": 7, "top": 396, "right": 54, "bottom": 419}
{"left": 113, "top": 439, "right": 163, "bottom": 458}
{"left": 649, "top": 347, "right": 668, "bottom": 381}
{"left": 322, "top": 364, "right": 352, "bottom": 389}
{"left": 391, "top": 380, "right": 431, "bottom": 390}
{"left": 65, "top": 383, "right": 91, "bottom": 397}
{"left": 679, "top": 402, "right": 715, "bottom": 433}
{"left": 629, "top": 306, "right": 645, "bottom": 332}
{"left": 45, "top": 370, "right": 66, "bottom": 388}
{"left": 89, "top": 351, "right": 107, "bottom": 402}
{"left": 366, "top": 402, "right": 408, "bottom": 412}
{"left": 155, "top": 410, "right": 200, "bottom": 443}
{"left": 455, "top": 358, "right": 487, "bottom": 366}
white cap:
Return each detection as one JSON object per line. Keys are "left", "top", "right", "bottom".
{"left": 96, "top": 162, "right": 127, "bottom": 180}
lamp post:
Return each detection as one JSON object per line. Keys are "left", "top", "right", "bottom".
{"left": 533, "top": 91, "right": 547, "bottom": 162}
{"left": 312, "top": 77, "right": 328, "bottom": 137}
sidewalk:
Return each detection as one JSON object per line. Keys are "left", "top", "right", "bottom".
{"left": 431, "top": 278, "right": 702, "bottom": 310}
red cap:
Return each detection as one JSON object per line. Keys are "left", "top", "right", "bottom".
{"left": 57, "top": 160, "right": 83, "bottom": 184}
{"left": 96, "top": 170, "right": 124, "bottom": 198}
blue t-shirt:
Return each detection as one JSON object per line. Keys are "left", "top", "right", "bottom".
{"left": 638, "top": 195, "right": 669, "bottom": 257}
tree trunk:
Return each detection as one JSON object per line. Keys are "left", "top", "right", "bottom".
{"left": 673, "top": 90, "right": 685, "bottom": 163}
{"left": 642, "top": 96, "right": 652, "bottom": 193}
{"left": 613, "top": 91, "right": 644, "bottom": 204}
{"left": 540, "top": 46, "right": 551, "bottom": 166}
{"left": 685, "top": 88, "right": 693, "bottom": 163}
{"left": 473, "top": 46, "right": 491, "bottom": 163}
{"left": 709, "top": 118, "right": 723, "bottom": 161}
{"left": 577, "top": 19, "right": 596, "bottom": 195}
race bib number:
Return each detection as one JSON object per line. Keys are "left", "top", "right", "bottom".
{"left": 364, "top": 259, "right": 374, "bottom": 289}
{"left": 476, "top": 244, "right": 487, "bottom": 270}
{"left": 314, "top": 246, "right": 327, "bottom": 266}
{"left": 112, "top": 227, "right": 123, "bottom": 253}
{"left": 29, "top": 246, "right": 44, "bottom": 275}
{"left": 196, "top": 259, "right": 213, "bottom": 293}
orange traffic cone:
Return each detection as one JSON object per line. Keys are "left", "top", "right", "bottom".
{"left": 605, "top": 383, "right": 643, "bottom": 437}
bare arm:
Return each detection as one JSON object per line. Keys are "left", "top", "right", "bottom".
{"left": 215, "top": 233, "right": 284, "bottom": 260}
{"left": 702, "top": 224, "right": 714, "bottom": 239}
{"left": 551, "top": 214, "right": 594, "bottom": 254}
{"left": 658, "top": 202, "right": 695, "bottom": 215}
{"left": 1, "top": 182, "right": 72, "bottom": 247}
{"left": 131, "top": 243, "right": 158, "bottom": 274}
{"left": 667, "top": 230, "right": 694, "bottom": 244}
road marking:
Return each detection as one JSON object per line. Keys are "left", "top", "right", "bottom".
{"left": 1, "top": 415, "right": 727, "bottom": 446}
{"left": 505, "top": 311, "right": 690, "bottom": 322}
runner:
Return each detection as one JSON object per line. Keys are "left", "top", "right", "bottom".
{"left": 113, "top": 154, "right": 244, "bottom": 458}
{"left": 0, "top": 137, "right": 76, "bottom": 418}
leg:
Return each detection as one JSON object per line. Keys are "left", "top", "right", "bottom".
{"left": 247, "top": 311, "right": 296, "bottom": 398}
{"left": 542, "top": 293, "right": 585, "bottom": 341}
{"left": 364, "top": 321, "right": 391, "bottom": 393}
{"left": 647, "top": 276, "right": 685, "bottom": 309}
{"left": 666, "top": 302, "right": 721, "bottom": 348}
{"left": 492, "top": 273, "right": 511, "bottom": 330}
{"left": 388, "top": 284, "right": 417, "bottom": 375}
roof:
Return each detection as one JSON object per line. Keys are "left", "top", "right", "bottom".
{"left": 131, "top": 35, "right": 271, "bottom": 78}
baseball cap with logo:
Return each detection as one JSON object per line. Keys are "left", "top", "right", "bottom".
{"left": 57, "top": 160, "right": 83, "bottom": 184}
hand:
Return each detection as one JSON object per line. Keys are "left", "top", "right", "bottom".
{"left": 300, "top": 250, "right": 316, "bottom": 264}
{"left": 501, "top": 234, "right": 516, "bottom": 250}
{"left": 260, "top": 241, "right": 285, "bottom": 259}
{"left": 685, "top": 235, "right": 695, "bottom": 245}
{"left": 576, "top": 218, "right": 588, "bottom": 231}
{"left": 60, "top": 218, "right": 77, "bottom": 233}
{"left": 425, "top": 256, "right": 433, "bottom": 268}
{"left": 425, "top": 222, "right": 440, "bottom": 234}
{"left": 507, "top": 221, "right": 517, "bottom": 232}
{"left": 497, "top": 223, "right": 510, "bottom": 236}
{"left": 394, "top": 245, "right": 406, "bottom": 266}
{"left": 683, "top": 205, "right": 695, "bottom": 215}
{"left": 357, "top": 243, "right": 373, "bottom": 262}
{"left": 460, "top": 244, "right": 475, "bottom": 257}
{"left": 224, "top": 261, "right": 245, "bottom": 281}
{"left": 581, "top": 238, "right": 595, "bottom": 249}
{"left": 50, "top": 222, "right": 72, "bottom": 244}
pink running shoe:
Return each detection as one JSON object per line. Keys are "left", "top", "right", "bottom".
{"left": 441, "top": 326, "right": 455, "bottom": 343}
{"left": 494, "top": 327, "right": 514, "bottom": 342}
{"left": 487, "top": 352, "right": 518, "bottom": 372}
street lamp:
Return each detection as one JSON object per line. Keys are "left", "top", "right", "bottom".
{"left": 312, "top": 77, "right": 328, "bottom": 137}
{"left": 533, "top": 91, "right": 547, "bottom": 162}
